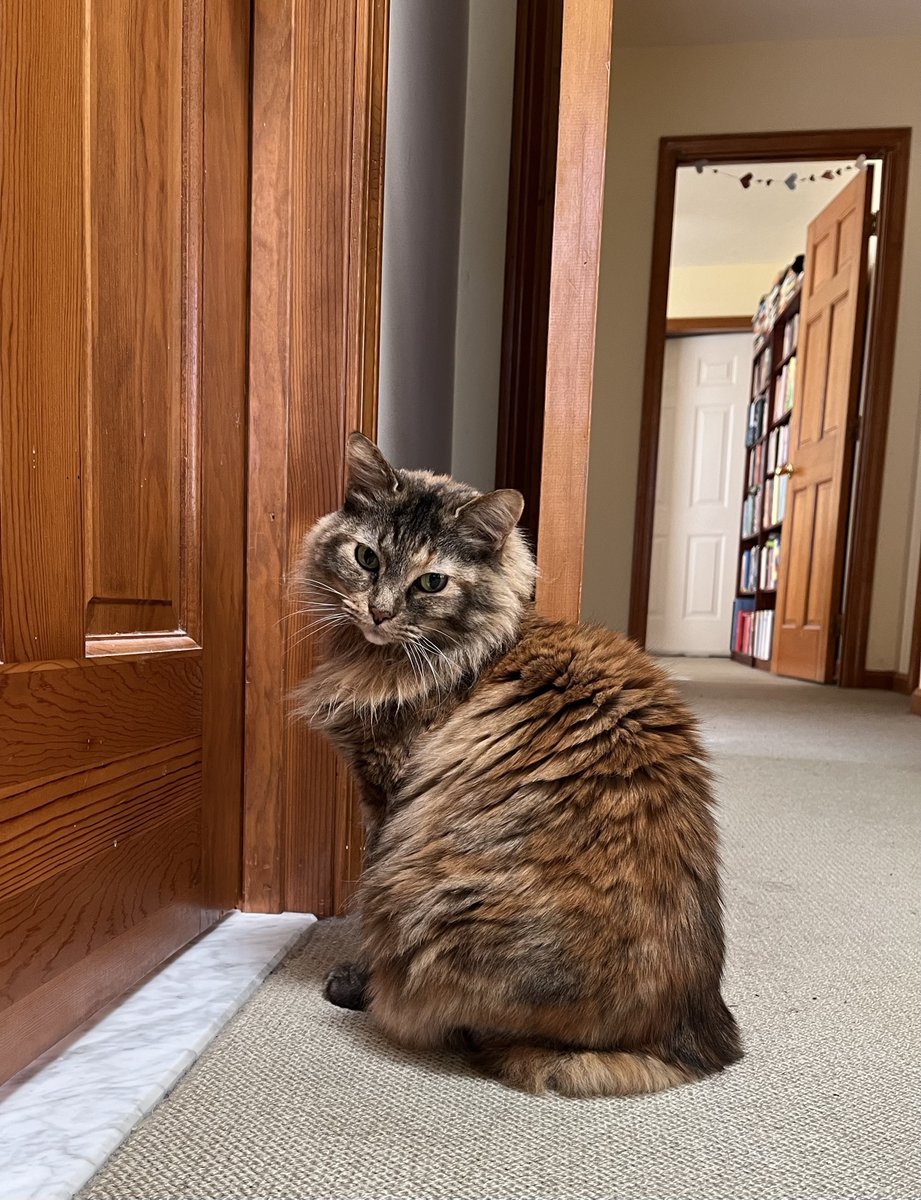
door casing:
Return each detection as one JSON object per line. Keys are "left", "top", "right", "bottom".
{"left": 628, "top": 129, "right": 911, "bottom": 690}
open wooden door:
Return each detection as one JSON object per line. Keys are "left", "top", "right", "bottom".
{"left": 773, "top": 170, "right": 873, "bottom": 682}
{"left": 0, "top": 0, "right": 250, "bottom": 1083}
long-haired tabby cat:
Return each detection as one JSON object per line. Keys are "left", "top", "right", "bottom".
{"left": 296, "top": 432, "right": 742, "bottom": 1097}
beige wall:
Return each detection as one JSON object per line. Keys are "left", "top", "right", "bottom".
{"left": 583, "top": 35, "right": 921, "bottom": 674}
{"left": 667, "top": 262, "right": 779, "bottom": 320}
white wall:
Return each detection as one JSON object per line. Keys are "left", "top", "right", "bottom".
{"left": 377, "top": 0, "right": 469, "bottom": 474}
{"left": 450, "top": 0, "right": 517, "bottom": 492}
{"left": 583, "top": 34, "right": 921, "bottom": 675}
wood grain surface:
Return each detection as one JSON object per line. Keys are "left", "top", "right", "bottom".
{"left": 244, "top": 0, "right": 386, "bottom": 916}
{"left": 534, "top": 0, "right": 614, "bottom": 622}
{"left": 0, "top": 0, "right": 248, "bottom": 1083}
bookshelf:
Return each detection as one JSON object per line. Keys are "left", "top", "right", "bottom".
{"left": 731, "top": 261, "right": 802, "bottom": 669}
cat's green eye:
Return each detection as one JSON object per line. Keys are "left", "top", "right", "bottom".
{"left": 355, "top": 543, "right": 380, "bottom": 571}
{"left": 416, "top": 572, "right": 448, "bottom": 594}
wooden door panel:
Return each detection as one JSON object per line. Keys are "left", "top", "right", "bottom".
{"left": 0, "top": 657, "right": 201, "bottom": 791}
{"left": 773, "top": 170, "right": 872, "bottom": 682}
{"left": 0, "top": 0, "right": 85, "bottom": 665}
{"left": 1, "top": 810, "right": 201, "bottom": 1010}
{"left": 0, "top": 0, "right": 249, "bottom": 1083}
{"left": 87, "top": 0, "right": 197, "bottom": 640}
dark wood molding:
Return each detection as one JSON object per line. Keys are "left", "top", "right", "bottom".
{"left": 495, "top": 0, "right": 564, "bottom": 547}
{"left": 243, "top": 0, "right": 388, "bottom": 917}
{"left": 893, "top": 671, "right": 912, "bottom": 696}
{"left": 862, "top": 669, "right": 894, "bottom": 692}
{"left": 910, "top": 688, "right": 921, "bottom": 717}
{"left": 666, "top": 316, "right": 752, "bottom": 336}
{"left": 629, "top": 128, "right": 912, "bottom": 695}
{"left": 838, "top": 129, "right": 912, "bottom": 687}
{"left": 908, "top": 521, "right": 921, "bottom": 709}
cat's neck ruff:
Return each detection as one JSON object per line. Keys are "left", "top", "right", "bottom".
{"left": 296, "top": 623, "right": 508, "bottom": 727}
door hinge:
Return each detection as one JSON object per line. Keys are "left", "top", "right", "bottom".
{"left": 869, "top": 210, "right": 879, "bottom": 237}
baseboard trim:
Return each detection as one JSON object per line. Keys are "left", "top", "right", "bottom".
{"left": 892, "top": 671, "right": 912, "bottom": 695}
{"left": 911, "top": 688, "right": 921, "bottom": 717}
{"left": 862, "top": 669, "right": 894, "bottom": 691}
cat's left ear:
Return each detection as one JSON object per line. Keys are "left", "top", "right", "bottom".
{"left": 345, "top": 432, "right": 399, "bottom": 503}
{"left": 455, "top": 489, "right": 524, "bottom": 549}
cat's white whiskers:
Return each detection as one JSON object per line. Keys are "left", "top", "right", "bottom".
{"left": 303, "top": 577, "right": 352, "bottom": 603}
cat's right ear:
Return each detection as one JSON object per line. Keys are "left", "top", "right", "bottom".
{"left": 345, "top": 432, "right": 399, "bottom": 504}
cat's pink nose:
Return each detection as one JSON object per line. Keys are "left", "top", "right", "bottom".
{"left": 370, "top": 605, "right": 393, "bottom": 625}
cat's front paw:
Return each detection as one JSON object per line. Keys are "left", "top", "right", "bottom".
{"left": 323, "top": 961, "right": 369, "bottom": 1010}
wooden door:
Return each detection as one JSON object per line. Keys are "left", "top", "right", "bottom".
{"left": 773, "top": 170, "right": 873, "bottom": 682}
{"left": 648, "top": 334, "right": 750, "bottom": 655}
{"left": 0, "top": 0, "right": 250, "bottom": 1083}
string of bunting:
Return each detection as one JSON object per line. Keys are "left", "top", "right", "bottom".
{"left": 694, "top": 154, "right": 869, "bottom": 191}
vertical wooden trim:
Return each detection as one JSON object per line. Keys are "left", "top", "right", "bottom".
{"left": 495, "top": 0, "right": 563, "bottom": 547}
{"left": 347, "top": 0, "right": 389, "bottom": 444}
{"left": 628, "top": 139, "right": 678, "bottom": 645}
{"left": 533, "top": 0, "right": 614, "bottom": 622}
{"left": 179, "top": 0, "right": 204, "bottom": 649}
{"left": 335, "top": 0, "right": 389, "bottom": 911}
{"left": 243, "top": 0, "right": 294, "bottom": 913}
{"left": 838, "top": 130, "right": 912, "bottom": 687}
{"left": 910, "top": 688, "right": 921, "bottom": 717}
{"left": 244, "top": 0, "right": 387, "bottom": 916}
{"left": 628, "top": 129, "right": 911, "bottom": 687}
{"left": 909, "top": 531, "right": 921, "bottom": 705}
{"left": 200, "top": 0, "right": 250, "bottom": 916}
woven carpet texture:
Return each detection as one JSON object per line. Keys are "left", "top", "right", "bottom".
{"left": 81, "top": 659, "right": 921, "bottom": 1199}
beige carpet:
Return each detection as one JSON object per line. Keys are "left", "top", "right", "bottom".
{"left": 82, "top": 660, "right": 921, "bottom": 1200}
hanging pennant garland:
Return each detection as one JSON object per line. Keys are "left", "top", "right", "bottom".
{"left": 693, "top": 154, "right": 868, "bottom": 191}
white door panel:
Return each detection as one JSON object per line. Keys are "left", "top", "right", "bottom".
{"left": 647, "top": 333, "right": 751, "bottom": 655}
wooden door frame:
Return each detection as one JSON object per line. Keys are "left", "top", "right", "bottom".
{"left": 665, "top": 316, "right": 751, "bottom": 336}
{"left": 910, "top": 540, "right": 921, "bottom": 712}
{"left": 243, "top": 0, "right": 387, "bottom": 916}
{"left": 627, "top": 129, "right": 911, "bottom": 689}
{"left": 496, "top": 0, "right": 614, "bottom": 622}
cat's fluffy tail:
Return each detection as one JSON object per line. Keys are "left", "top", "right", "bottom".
{"left": 469, "top": 1042, "right": 693, "bottom": 1097}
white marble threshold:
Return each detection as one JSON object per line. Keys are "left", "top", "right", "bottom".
{"left": 0, "top": 911, "right": 316, "bottom": 1200}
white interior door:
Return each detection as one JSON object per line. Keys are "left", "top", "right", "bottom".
{"left": 647, "top": 332, "right": 751, "bottom": 655}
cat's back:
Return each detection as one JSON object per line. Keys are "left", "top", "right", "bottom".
{"left": 384, "top": 612, "right": 710, "bottom": 844}
{"left": 438, "top": 613, "right": 705, "bottom": 779}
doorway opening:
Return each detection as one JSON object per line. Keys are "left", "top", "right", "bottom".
{"left": 629, "top": 130, "right": 911, "bottom": 687}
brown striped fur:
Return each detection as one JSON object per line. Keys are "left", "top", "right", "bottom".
{"left": 296, "top": 434, "right": 742, "bottom": 1097}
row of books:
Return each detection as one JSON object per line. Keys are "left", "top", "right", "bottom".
{"left": 763, "top": 473, "right": 789, "bottom": 528}
{"left": 747, "top": 442, "right": 763, "bottom": 491}
{"left": 760, "top": 536, "right": 780, "bottom": 591}
{"left": 773, "top": 356, "right": 797, "bottom": 422}
{"left": 782, "top": 312, "right": 800, "bottom": 359}
{"left": 740, "top": 546, "right": 759, "bottom": 594}
{"left": 752, "top": 347, "right": 772, "bottom": 394}
{"left": 741, "top": 491, "right": 759, "bottom": 538}
{"left": 746, "top": 394, "right": 768, "bottom": 447}
{"left": 752, "top": 256, "right": 804, "bottom": 342}
{"left": 731, "top": 598, "right": 775, "bottom": 660}
{"left": 766, "top": 422, "right": 791, "bottom": 476}
{"left": 741, "top": 472, "right": 789, "bottom": 537}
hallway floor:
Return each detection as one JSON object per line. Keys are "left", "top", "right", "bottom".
{"left": 82, "top": 659, "right": 921, "bottom": 1200}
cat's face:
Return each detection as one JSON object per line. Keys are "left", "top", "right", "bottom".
{"left": 298, "top": 434, "right": 534, "bottom": 661}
